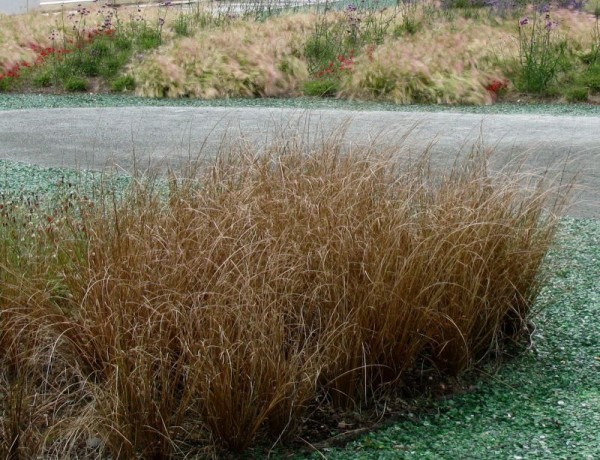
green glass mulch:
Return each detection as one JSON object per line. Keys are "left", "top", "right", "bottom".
{"left": 1, "top": 93, "right": 600, "bottom": 116}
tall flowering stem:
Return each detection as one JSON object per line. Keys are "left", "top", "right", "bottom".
{"left": 516, "top": 7, "right": 565, "bottom": 93}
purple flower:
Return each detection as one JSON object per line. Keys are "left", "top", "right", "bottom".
{"left": 346, "top": 3, "right": 357, "bottom": 11}
{"left": 569, "top": 0, "right": 585, "bottom": 10}
{"left": 519, "top": 17, "right": 529, "bottom": 26}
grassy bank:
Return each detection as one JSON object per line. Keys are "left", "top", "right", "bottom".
{"left": 1, "top": 0, "right": 600, "bottom": 104}
{"left": 0, "top": 132, "right": 571, "bottom": 457}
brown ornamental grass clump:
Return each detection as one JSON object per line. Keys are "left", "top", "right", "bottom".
{"left": 1, "top": 129, "right": 569, "bottom": 457}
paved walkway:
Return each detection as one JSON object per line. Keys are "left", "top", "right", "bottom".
{"left": 0, "top": 106, "right": 598, "bottom": 217}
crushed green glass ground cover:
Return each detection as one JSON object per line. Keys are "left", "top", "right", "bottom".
{"left": 1, "top": 94, "right": 600, "bottom": 117}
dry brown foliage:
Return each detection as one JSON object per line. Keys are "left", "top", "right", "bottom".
{"left": 0, "top": 130, "right": 569, "bottom": 457}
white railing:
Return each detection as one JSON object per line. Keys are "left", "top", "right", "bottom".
{"left": 37, "top": 1, "right": 202, "bottom": 13}
{"left": 39, "top": 1, "right": 197, "bottom": 7}
{"left": 40, "top": 1, "right": 156, "bottom": 5}
{"left": 0, "top": 0, "right": 316, "bottom": 15}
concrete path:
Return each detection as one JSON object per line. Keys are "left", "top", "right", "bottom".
{"left": 0, "top": 106, "right": 598, "bottom": 217}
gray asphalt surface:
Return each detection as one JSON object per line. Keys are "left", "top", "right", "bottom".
{"left": 0, "top": 106, "right": 598, "bottom": 217}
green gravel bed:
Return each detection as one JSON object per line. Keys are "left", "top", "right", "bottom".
{"left": 1, "top": 160, "right": 598, "bottom": 459}
{"left": 1, "top": 94, "right": 600, "bottom": 116}
{"left": 0, "top": 160, "right": 132, "bottom": 208}
{"left": 298, "top": 218, "right": 600, "bottom": 460}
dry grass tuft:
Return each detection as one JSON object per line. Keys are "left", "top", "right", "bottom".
{"left": 1, "top": 129, "right": 569, "bottom": 456}
{"left": 132, "top": 14, "right": 311, "bottom": 98}
{"left": 341, "top": 16, "right": 512, "bottom": 104}
{"left": 0, "top": 11, "right": 56, "bottom": 71}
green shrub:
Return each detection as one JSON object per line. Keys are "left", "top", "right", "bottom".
{"left": 136, "top": 27, "right": 162, "bottom": 50}
{"left": 32, "top": 71, "right": 52, "bottom": 88}
{"left": 394, "top": 17, "right": 421, "bottom": 36}
{"left": 100, "top": 53, "right": 129, "bottom": 79}
{"left": 0, "top": 76, "right": 16, "bottom": 92}
{"left": 112, "top": 75, "right": 136, "bottom": 92}
{"left": 64, "top": 77, "right": 88, "bottom": 92}
{"left": 173, "top": 14, "right": 193, "bottom": 37}
{"left": 565, "top": 85, "right": 588, "bottom": 102}
{"left": 579, "top": 49, "right": 599, "bottom": 65}
{"left": 580, "top": 62, "right": 600, "bottom": 92}
{"left": 303, "top": 78, "right": 340, "bottom": 97}
{"left": 76, "top": 53, "right": 101, "bottom": 77}
{"left": 113, "top": 35, "right": 133, "bottom": 52}
{"left": 88, "top": 39, "right": 111, "bottom": 59}
{"left": 443, "top": 0, "right": 479, "bottom": 8}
